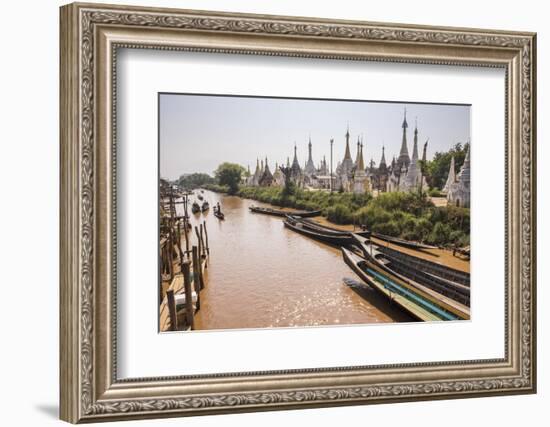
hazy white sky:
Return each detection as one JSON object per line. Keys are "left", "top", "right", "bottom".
{"left": 160, "top": 94, "right": 470, "bottom": 180}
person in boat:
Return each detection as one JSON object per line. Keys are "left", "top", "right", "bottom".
{"left": 216, "top": 202, "right": 221, "bottom": 212}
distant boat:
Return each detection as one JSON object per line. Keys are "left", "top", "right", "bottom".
{"left": 213, "top": 205, "right": 225, "bottom": 220}
{"left": 249, "top": 205, "right": 321, "bottom": 218}
{"left": 201, "top": 201, "right": 210, "bottom": 212}
{"left": 197, "top": 194, "right": 204, "bottom": 201}
{"left": 191, "top": 202, "right": 201, "bottom": 214}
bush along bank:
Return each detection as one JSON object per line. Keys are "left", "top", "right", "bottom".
{"left": 206, "top": 185, "right": 469, "bottom": 248}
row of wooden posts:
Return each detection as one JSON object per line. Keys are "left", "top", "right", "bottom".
{"left": 161, "top": 190, "right": 210, "bottom": 331}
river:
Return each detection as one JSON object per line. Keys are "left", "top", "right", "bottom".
{"left": 178, "top": 190, "right": 412, "bottom": 330}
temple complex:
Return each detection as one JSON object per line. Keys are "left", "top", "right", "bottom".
{"left": 243, "top": 107, "right": 467, "bottom": 208}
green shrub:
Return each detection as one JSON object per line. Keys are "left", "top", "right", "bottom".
{"left": 326, "top": 204, "right": 354, "bottom": 224}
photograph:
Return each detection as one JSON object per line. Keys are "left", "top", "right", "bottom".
{"left": 158, "top": 94, "right": 472, "bottom": 332}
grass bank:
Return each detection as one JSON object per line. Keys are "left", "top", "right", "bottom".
{"left": 204, "top": 184, "right": 469, "bottom": 247}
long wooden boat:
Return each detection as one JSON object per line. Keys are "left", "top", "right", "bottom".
{"left": 342, "top": 248, "right": 467, "bottom": 321}
{"left": 249, "top": 205, "right": 321, "bottom": 218}
{"left": 371, "top": 232, "right": 437, "bottom": 250}
{"left": 191, "top": 202, "right": 201, "bottom": 214}
{"left": 283, "top": 217, "right": 354, "bottom": 246}
{"left": 295, "top": 217, "right": 371, "bottom": 238}
{"left": 376, "top": 244, "right": 470, "bottom": 286}
{"left": 351, "top": 234, "right": 470, "bottom": 306}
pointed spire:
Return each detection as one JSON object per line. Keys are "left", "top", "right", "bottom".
{"left": 357, "top": 142, "right": 365, "bottom": 170}
{"left": 457, "top": 145, "right": 470, "bottom": 184}
{"left": 411, "top": 121, "right": 419, "bottom": 162}
{"left": 422, "top": 139, "right": 428, "bottom": 163}
{"left": 343, "top": 125, "right": 352, "bottom": 160}
{"left": 443, "top": 156, "right": 456, "bottom": 192}
{"left": 397, "top": 107, "right": 411, "bottom": 168}
{"left": 291, "top": 142, "right": 301, "bottom": 174}
{"left": 355, "top": 136, "right": 361, "bottom": 165}
{"left": 380, "top": 146, "right": 387, "bottom": 167}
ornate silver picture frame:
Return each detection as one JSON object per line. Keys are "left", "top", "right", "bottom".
{"left": 60, "top": 2, "right": 536, "bottom": 423}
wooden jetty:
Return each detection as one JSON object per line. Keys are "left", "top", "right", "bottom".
{"left": 159, "top": 183, "right": 211, "bottom": 332}
{"left": 249, "top": 205, "right": 321, "bottom": 218}
{"left": 342, "top": 248, "right": 468, "bottom": 322}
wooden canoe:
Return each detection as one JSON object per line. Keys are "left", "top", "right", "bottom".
{"left": 283, "top": 217, "right": 354, "bottom": 246}
{"left": 249, "top": 205, "right": 321, "bottom": 218}
{"left": 342, "top": 248, "right": 467, "bottom": 321}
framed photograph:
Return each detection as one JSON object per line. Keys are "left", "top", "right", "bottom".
{"left": 60, "top": 2, "right": 537, "bottom": 423}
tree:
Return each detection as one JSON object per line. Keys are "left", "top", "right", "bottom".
{"left": 214, "top": 162, "right": 245, "bottom": 194}
{"left": 177, "top": 173, "right": 215, "bottom": 189}
{"left": 423, "top": 142, "right": 469, "bottom": 190}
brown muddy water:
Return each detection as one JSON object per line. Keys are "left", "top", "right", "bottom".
{"left": 178, "top": 190, "right": 412, "bottom": 330}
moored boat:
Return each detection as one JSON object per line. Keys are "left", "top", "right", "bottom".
{"left": 201, "top": 201, "right": 210, "bottom": 212}
{"left": 191, "top": 202, "right": 201, "bottom": 214}
{"left": 341, "top": 248, "right": 466, "bottom": 322}
{"left": 249, "top": 205, "right": 321, "bottom": 218}
{"left": 351, "top": 234, "right": 470, "bottom": 306}
{"left": 283, "top": 217, "right": 355, "bottom": 246}
{"left": 292, "top": 216, "right": 371, "bottom": 238}
{"left": 371, "top": 232, "right": 437, "bottom": 250}
{"left": 375, "top": 244, "right": 470, "bottom": 286}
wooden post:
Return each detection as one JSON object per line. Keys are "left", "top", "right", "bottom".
{"left": 203, "top": 220, "right": 210, "bottom": 255}
{"left": 167, "top": 234, "right": 174, "bottom": 280}
{"left": 182, "top": 260, "right": 194, "bottom": 330}
{"left": 193, "top": 245, "right": 205, "bottom": 290}
{"left": 192, "top": 246, "right": 203, "bottom": 307}
{"left": 159, "top": 254, "right": 164, "bottom": 304}
{"left": 184, "top": 219, "right": 190, "bottom": 255}
{"left": 176, "top": 221, "right": 184, "bottom": 262}
{"left": 195, "top": 226, "right": 202, "bottom": 259}
{"left": 166, "top": 289, "right": 178, "bottom": 331}
{"left": 199, "top": 224, "right": 205, "bottom": 257}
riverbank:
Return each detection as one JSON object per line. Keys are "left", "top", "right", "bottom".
{"left": 311, "top": 216, "right": 470, "bottom": 273}
{"left": 204, "top": 184, "right": 470, "bottom": 249}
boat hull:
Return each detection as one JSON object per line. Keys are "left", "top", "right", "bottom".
{"left": 249, "top": 206, "right": 321, "bottom": 218}
{"left": 283, "top": 219, "right": 353, "bottom": 246}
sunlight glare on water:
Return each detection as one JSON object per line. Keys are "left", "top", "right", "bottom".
{"left": 178, "top": 191, "right": 409, "bottom": 330}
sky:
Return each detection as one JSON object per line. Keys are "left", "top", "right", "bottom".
{"left": 160, "top": 93, "right": 470, "bottom": 181}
